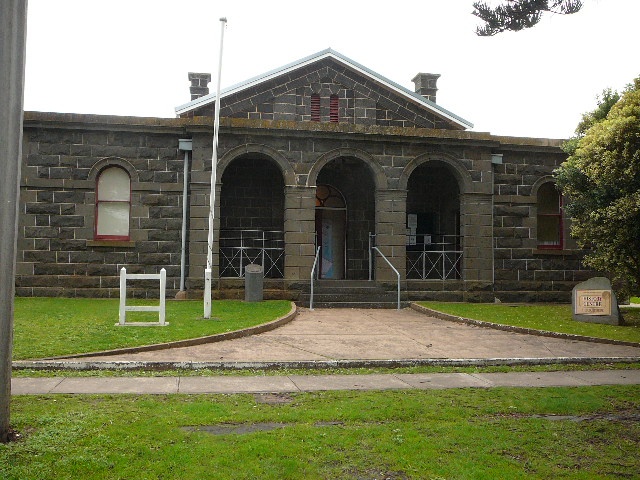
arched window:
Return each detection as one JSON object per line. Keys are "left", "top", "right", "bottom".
{"left": 95, "top": 166, "right": 131, "bottom": 240}
{"left": 537, "top": 182, "right": 563, "bottom": 249}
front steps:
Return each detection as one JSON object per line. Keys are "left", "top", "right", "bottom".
{"left": 298, "top": 280, "right": 409, "bottom": 309}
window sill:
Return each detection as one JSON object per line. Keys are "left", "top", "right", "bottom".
{"left": 533, "top": 248, "right": 572, "bottom": 256}
{"left": 87, "top": 240, "right": 135, "bottom": 248}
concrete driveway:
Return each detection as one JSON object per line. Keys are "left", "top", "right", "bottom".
{"left": 76, "top": 307, "right": 640, "bottom": 364}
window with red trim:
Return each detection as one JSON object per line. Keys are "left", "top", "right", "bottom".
{"left": 311, "top": 93, "right": 321, "bottom": 122}
{"left": 537, "top": 182, "right": 563, "bottom": 249}
{"left": 329, "top": 94, "right": 339, "bottom": 123}
{"left": 95, "top": 166, "right": 131, "bottom": 240}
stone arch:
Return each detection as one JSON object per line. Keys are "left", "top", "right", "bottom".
{"left": 531, "top": 175, "right": 557, "bottom": 198}
{"left": 88, "top": 157, "right": 138, "bottom": 183}
{"left": 306, "top": 147, "right": 388, "bottom": 190}
{"left": 398, "top": 153, "right": 472, "bottom": 193}
{"left": 218, "top": 143, "right": 296, "bottom": 186}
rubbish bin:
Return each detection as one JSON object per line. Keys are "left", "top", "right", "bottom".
{"left": 244, "top": 264, "right": 264, "bottom": 302}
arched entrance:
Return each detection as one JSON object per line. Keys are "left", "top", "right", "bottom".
{"left": 406, "top": 161, "right": 461, "bottom": 279}
{"left": 315, "top": 157, "right": 376, "bottom": 280}
{"left": 219, "top": 155, "right": 285, "bottom": 278}
{"left": 315, "top": 185, "right": 347, "bottom": 279}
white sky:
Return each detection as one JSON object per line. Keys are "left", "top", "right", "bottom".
{"left": 24, "top": 0, "right": 639, "bottom": 139}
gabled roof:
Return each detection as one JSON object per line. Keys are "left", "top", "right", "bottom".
{"left": 175, "top": 48, "right": 473, "bottom": 130}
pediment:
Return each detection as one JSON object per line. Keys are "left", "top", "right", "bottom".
{"left": 176, "top": 49, "right": 472, "bottom": 130}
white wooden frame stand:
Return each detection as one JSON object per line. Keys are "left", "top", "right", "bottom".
{"left": 118, "top": 267, "right": 168, "bottom": 326}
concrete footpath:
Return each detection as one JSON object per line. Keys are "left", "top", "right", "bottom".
{"left": 12, "top": 369, "right": 640, "bottom": 395}
{"left": 13, "top": 306, "right": 640, "bottom": 395}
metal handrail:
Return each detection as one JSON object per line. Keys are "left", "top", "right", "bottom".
{"left": 309, "top": 246, "right": 321, "bottom": 310}
{"left": 371, "top": 246, "right": 401, "bottom": 310}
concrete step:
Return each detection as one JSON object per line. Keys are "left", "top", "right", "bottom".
{"left": 299, "top": 280, "right": 405, "bottom": 308}
{"left": 309, "top": 301, "right": 410, "bottom": 309}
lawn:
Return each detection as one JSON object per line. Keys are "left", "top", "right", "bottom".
{"left": 13, "top": 298, "right": 292, "bottom": 360}
{"left": 2, "top": 386, "right": 638, "bottom": 479}
{"left": 419, "top": 302, "right": 640, "bottom": 344}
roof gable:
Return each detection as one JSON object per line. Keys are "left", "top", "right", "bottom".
{"left": 175, "top": 48, "right": 473, "bottom": 130}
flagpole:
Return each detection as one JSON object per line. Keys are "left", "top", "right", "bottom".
{"left": 204, "top": 17, "right": 227, "bottom": 318}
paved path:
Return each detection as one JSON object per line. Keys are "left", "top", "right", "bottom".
{"left": 74, "top": 307, "right": 640, "bottom": 364}
{"left": 14, "top": 307, "right": 640, "bottom": 395}
{"left": 12, "top": 370, "right": 640, "bottom": 395}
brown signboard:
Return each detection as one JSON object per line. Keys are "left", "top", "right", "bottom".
{"left": 574, "top": 289, "right": 612, "bottom": 316}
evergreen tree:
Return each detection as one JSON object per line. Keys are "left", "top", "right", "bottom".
{"left": 555, "top": 78, "right": 640, "bottom": 298}
{"left": 473, "top": 0, "right": 583, "bottom": 36}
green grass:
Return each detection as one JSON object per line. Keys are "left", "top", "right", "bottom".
{"left": 11, "top": 362, "right": 640, "bottom": 378}
{"left": 420, "top": 302, "right": 640, "bottom": 344}
{"left": 632, "top": 296, "right": 640, "bottom": 304}
{"left": 13, "top": 298, "right": 292, "bottom": 361}
{"left": 2, "top": 386, "right": 639, "bottom": 479}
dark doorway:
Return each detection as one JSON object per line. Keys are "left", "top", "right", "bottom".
{"left": 316, "top": 158, "right": 375, "bottom": 280}
{"left": 219, "top": 155, "right": 285, "bottom": 278}
{"left": 406, "top": 161, "right": 461, "bottom": 280}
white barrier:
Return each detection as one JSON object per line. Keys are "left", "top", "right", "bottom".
{"left": 118, "top": 267, "right": 167, "bottom": 326}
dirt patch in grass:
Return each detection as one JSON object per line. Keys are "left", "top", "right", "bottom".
{"left": 491, "top": 410, "right": 640, "bottom": 422}
{"left": 253, "top": 393, "right": 294, "bottom": 405}
{"left": 182, "top": 422, "right": 289, "bottom": 435}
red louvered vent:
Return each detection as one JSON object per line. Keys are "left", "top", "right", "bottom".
{"left": 311, "top": 94, "right": 320, "bottom": 122}
{"left": 329, "top": 94, "right": 339, "bottom": 123}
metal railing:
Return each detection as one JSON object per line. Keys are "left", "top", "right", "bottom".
{"left": 219, "top": 229, "right": 284, "bottom": 278}
{"left": 368, "top": 234, "right": 400, "bottom": 309}
{"left": 371, "top": 246, "right": 401, "bottom": 310}
{"left": 309, "top": 246, "right": 321, "bottom": 310}
{"left": 406, "top": 234, "right": 462, "bottom": 280}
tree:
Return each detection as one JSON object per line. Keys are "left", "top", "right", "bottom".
{"left": 473, "top": 0, "right": 583, "bottom": 36}
{"left": 555, "top": 77, "right": 640, "bottom": 299}
{"left": 562, "top": 88, "right": 620, "bottom": 156}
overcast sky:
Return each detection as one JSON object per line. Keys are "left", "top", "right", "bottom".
{"left": 24, "top": 0, "right": 638, "bottom": 139}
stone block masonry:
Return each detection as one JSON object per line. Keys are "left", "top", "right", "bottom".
{"left": 17, "top": 113, "right": 595, "bottom": 301}
{"left": 18, "top": 115, "right": 186, "bottom": 298}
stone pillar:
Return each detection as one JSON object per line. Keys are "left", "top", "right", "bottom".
{"left": 460, "top": 192, "right": 494, "bottom": 291}
{"left": 0, "top": 0, "right": 27, "bottom": 443}
{"left": 284, "top": 186, "right": 316, "bottom": 284}
{"left": 188, "top": 134, "right": 220, "bottom": 290}
{"left": 374, "top": 189, "right": 407, "bottom": 282}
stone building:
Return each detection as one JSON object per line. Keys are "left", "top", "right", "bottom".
{"left": 17, "top": 49, "right": 590, "bottom": 304}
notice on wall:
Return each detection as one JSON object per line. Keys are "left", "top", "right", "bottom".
{"left": 574, "top": 289, "right": 612, "bottom": 316}
{"left": 406, "top": 228, "right": 416, "bottom": 246}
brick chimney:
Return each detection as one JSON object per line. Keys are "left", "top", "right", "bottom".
{"left": 412, "top": 73, "right": 440, "bottom": 103}
{"left": 188, "top": 72, "right": 212, "bottom": 100}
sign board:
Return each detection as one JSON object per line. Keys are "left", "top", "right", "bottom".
{"left": 571, "top": 277, "right": 620, "bottom": 325}
{"left": 574, "top": 289, "right": 612, "bottom": 316}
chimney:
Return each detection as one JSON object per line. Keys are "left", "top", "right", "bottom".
{"left": 412, "top": 73, "right": 440, "bottom": 103}
{"left": 188, "top": 72, "right": 212, "bottom": 100}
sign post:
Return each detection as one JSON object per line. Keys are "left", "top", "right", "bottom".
{"left": 0, "top": 0, "right": 27, "bottom": 443}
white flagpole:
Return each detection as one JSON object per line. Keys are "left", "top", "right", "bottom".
{"left": 204, "top": 17, "right": 227, "bottom": 319}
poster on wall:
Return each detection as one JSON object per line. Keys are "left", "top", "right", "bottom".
{"left": 321, "top": 220, "right": 333, "bottom": 278}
